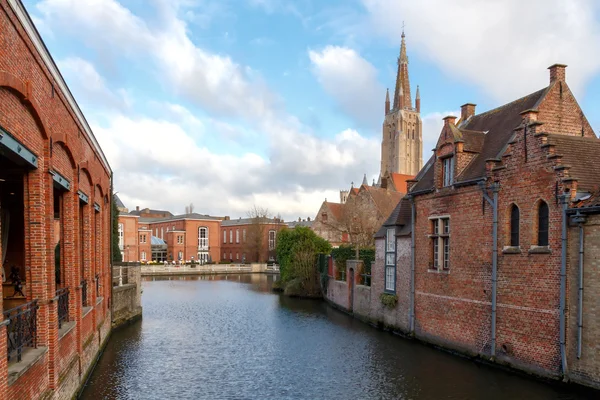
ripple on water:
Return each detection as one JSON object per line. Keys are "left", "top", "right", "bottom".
{"left": 81, "top": 275, "right": 598, "bottom": 400}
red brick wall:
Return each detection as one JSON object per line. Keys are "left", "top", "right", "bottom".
{"left": 220, "top": 222, "right": 285, "bottom": 263}
{"left": 0, "top": 0, "right": 112, "bottom": 397}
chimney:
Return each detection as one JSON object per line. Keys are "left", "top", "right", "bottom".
{"left": 443, "top": 115, "right": 457, "bottom": 126}
{"left": 548, "top": 64, "right": 567, "bottom": 83}
{"left": 460, "top": 103, "right": 476, "bottom": 122}
{"left": 307, "top": 217, "right": 311, "bottom": 221}
{"left": 224, "top": 216, "right": 230, "bottom": 221}
{"left": 136, "top": 206, "right": 139, "bottom": 211}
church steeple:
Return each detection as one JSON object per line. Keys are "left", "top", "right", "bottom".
{"left": 393, "top": 30, "right": 412, "bottom": 110}
{"left": 385, "top": 88, "right": 390, "bottom": 115}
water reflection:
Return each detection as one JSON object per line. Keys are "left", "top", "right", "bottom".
{"left": 81, "top": 275, "right": 597, "bottom": 400}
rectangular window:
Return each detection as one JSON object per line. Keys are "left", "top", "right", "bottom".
{"left": 443, "top": 157, "right": 454, "bottom": 186}
{"left": 178, "top": 251, "right": 183, "bottom": 260}
{"left": 118, "top": 223, "right": 124, "bottom": 248}
{"left": 223, "top": 230, "right": 227, "bottom": 243}
{"left": 243, "top": 229, "right": 246, "bottom": 243}
{"left": 223, "top": 252, "right": 226, "bottom": 259}
{"left": 229, "top": 230, "right": 233, "bottom": 243}
{"left": 236, "top": 229, "right": 240, "bottom": 244}
{"left": 229, "top": 252, "right": 232, "bottom": 260}
{"left": 430, "top": 217, "right": 450, "bottom": 271}
{"left": 269, "top": 230, "right": 276, "bottom": 250}
{"left": 236, "top": 253, "right": 239, "bottom": 260}
{"left": 384, "top": 228, "right": 396, "bottom": 292}
{"left": 141, "top": 251, "right": 146, "bottom": 261}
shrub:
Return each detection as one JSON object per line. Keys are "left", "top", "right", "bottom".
{"left": 380, "top": 293, "right": 398, "bottom": 309}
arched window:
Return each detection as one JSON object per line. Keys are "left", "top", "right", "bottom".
{"left": 538, "top": 201, "right": 549, "bottom": 246}
{"left": 510, "top": 205, "right": 519, "bottom": 246}
{"left": 198, "top": 227, "right": 208, "bottom": 249}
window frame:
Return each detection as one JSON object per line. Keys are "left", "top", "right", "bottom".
{"left": 384, "top": 228, "right": 396, "bottom": 293}
{"left": 198, "top": 227, "right": 208, "bottom": 249}
{"left": 223, "top": 229, "right": 227, "bottom": 244}
{"left": 538, "top": 201, "right": 549, "bottom": 246}
{"left": 510, "top": 204, "right": 520, "bottom": 247}
{"left": 442, "top": 156, "right": 455, "bottom": 187}
{"left": 236, "top": 229, "right": 240, "bottom": 244}
{"left": 430, "top": 216, "right": 450, "bottom": 271}
{"left": 268, "top": 230, "right": 276, "bottom": 250}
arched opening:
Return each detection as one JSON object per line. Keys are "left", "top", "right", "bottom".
{"left": 538, "top": 201, "right": 549, "bottom": 246}
{"left": 510, "top": 204, "right": 520, "bottom": 247}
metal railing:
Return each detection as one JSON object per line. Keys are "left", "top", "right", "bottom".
{"left": 113, "top": 266, "right": 130, "bottom": 286}
{"left": 4, "top": 300, "right": 39, "bottom": 362}
{"left": 139, "top": 263, "right": 254, "bottom": 274}
{"left": 81, "top": 280, "right": 88, "bottom": 307}
{"left": 56, "top": 288, "right": 69, "bottom": 329}
{"left": 360, "top": 274, "right": 372, "bottom": 287}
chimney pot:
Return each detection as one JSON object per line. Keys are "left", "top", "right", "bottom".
{"left": 136, "top": 206, "right": 139, "bottom": 211}
{"left": 460, "top": 103, "right": 476, "bottom": 122}
{"left": 548, "top": 64, "right": 567, "bottom": 83}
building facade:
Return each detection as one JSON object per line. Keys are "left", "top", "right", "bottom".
{"left": 381, "top": 32, "right": 423, "bottom": 178}
{"left": 0, "top": 0, "right": 112, "bottom": 398}
{"left": 326, "top": 64, "right": 600, "bottom": 389}
{"left": 220, "top": 217, "right": 287, "bottom": 263}
{"left": 117, "top": 205, "right": 223, "bottom": 264}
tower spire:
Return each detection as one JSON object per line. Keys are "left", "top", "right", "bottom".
{"left": 393, "top": 30, "right": 412, "bottom": 110}
{"left": 362, "top": 173, "right": 368, "bottom": 187}
{"left": 416, "top": 85, "right": 420, "bottom": 113}
{"left": 385, "top": 88, "right": 390, "bottom": 115}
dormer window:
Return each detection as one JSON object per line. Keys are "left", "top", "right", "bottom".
{"left": 442, "top": 157, "right": 455, "bottom": 186}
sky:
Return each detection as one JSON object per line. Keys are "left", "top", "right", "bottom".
{"left": 23, "top": 0, "right": 600, "bottom": 221}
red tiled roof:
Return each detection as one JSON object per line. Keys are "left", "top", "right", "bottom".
{"left": 390, "top": 173, "right": 414, "bottom": 193}
{"left": 325, "top": 202, "right": 343, "bottom": 220}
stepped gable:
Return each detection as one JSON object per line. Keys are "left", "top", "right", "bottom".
{"left": 546, "top": 134, "right": 600, "bottom": 193}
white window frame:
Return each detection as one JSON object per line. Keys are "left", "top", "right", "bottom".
{"left": 430, "top": 216, "right": 450, "bottom": 271}
{"left": 243, "top": 229, "right": 246, "bottom": 243}
{"left": 384, "top": 228, "right": 396, "bottom": 293}
{"left": 236, "top": 229, "right": 240, "bottom": 244}
{"left": 268, "top": 230, "right": 276, "bottom": 250}
{"left": 199, "top": 227, "right": 208, "bottom": 249}
{"left": 223, "top": 229, "right": 227, "bottom": 243}
{"left": 178, "top": 251, "right": 183, "bottom": 261}
{"left": 141, "top": 251, "right": 146, "bottom": 261}
{"left": 443, "top": 157, "right": 454, "bottom": 187}
{"left": 229, "top": 229, "right": 233, "bottom": 243}
{"left": 118, "top": 223, "right": 124, "bottom": 249}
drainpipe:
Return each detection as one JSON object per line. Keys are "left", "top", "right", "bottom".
{"left": 409, "top": 195, "right": 416, "bottom": 334}
{"left": 110, "top": 172, "right": 114, "bottom": 325}
{"left": 572, "top": 212, "right": 586, "bottom": 359}
{"left": 559, "top": 194, "right": 569, "bottom": 378}
{"left": 479, "top": 181, "right": 499, "bottom": 358}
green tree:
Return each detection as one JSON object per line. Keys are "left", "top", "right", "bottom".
{"left": 112, "top": 194, "right": 122, "bottom": 263}
{"left": 276, "top": 226, "right": 331, "bottom": 296}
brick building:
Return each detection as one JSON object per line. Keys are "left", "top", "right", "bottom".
{"left": 117, "top": 200, "right": 223, "bottom": 264}
{"left": 0, "top": 0, "right": 112, "bottom": 398}
{"left": 220, "top": 217, "right": 287, "bottom": 263}
{"left": 313, "top": 180, "right": 404, "bottom": 248}
{"left": 326, "top": 64, "right": 600, "bottom": 389}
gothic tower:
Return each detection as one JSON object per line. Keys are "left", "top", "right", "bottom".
{"left": 380, "top": 31, "right": 423, "bottom": 178}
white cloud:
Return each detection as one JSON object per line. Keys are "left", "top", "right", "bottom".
{"left": 361, "top": 0, "right": 600, "bottom": 101}
{"left": 309, "top": 46, "right": 384, "bottom": 127}
{"left": 57, "top": 57, "right": 131, "bottom": 111}
{"left": 35, "top": 0, "right": 382, "bottom": 218}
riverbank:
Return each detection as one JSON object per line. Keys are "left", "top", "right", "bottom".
{"left": 139, "top": 263, "right": 280, "bottom": 276}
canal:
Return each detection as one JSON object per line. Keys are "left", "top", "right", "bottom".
{"left": 81, "top": 275, "right": 597, "bottom": 399}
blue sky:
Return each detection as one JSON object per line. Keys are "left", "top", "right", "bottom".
{"left": 24, "top": 0, "right": 600, "bottom": 220}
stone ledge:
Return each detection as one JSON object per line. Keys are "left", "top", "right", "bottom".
{"left": 8, "top": 346, "right": 48, "bottom": 386}
{"left": 82, "top": 306, "right": 93, "bottom": 318}
{"left": 58, "top": 321, "right": 76, "bottom": 341}
{"left": 113, "top": 283, "right": 136, "bottom": 293}
{"left": 528, "top": 245, "right": 552, "bottom": 254}
{"left": 502, "top": 246, "right": 521, "bottom": 254}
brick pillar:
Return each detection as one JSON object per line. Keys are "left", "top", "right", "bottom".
{"left": 25, "top": 167, "right": 50, "bottom": 363}
{"left": 46, "top": 172, "right": 59, "bottom": 389}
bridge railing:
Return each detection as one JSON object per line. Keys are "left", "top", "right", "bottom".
{"left": 140, "top": 263, "right": 255, "bottom": 274}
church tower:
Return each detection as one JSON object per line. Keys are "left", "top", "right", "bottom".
{"left": 380, "top": 31, "right": 423, "bottom": 178}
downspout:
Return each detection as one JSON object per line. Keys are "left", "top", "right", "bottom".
{"left": 409, "top": 195, "right": 416, "bottom": 334}
{"left": 479, "top": 181, "right": 499, "bottom": 357}
{"left": 559, "top": 194, "right": 569, "bottom": 378}
{"left": 570, "top": 211, "right": 586, "bottom": 360}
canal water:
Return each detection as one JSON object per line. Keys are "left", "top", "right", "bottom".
{"left": 81, "top": 275, "right": 597, "bottom": 400}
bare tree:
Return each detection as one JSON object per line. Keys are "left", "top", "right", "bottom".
{"left": 244, "top": 205, "right": 270, "bottom": 262}
{"left": 326, "top": 195, "right": 382, "bottom": 259}
{"left": 185, "top": 203, "right": 195, "bottom": 214}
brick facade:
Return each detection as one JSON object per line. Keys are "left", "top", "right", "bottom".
{"left": 220, "top": 218, "right": 287, "bottom": 263}
{"left": 0, "top": 1, "right": 112, "bottom": 398}
{"left": 326, "top": 64, "right": 600, "bottom": 389}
